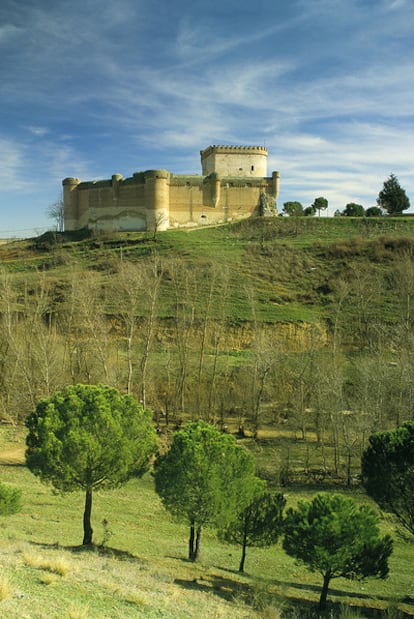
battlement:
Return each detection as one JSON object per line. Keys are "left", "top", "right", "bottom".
{"left": 62, "top": 177, "right": 81, "bottom": 186}
{"left": 200, "top": 145, "right": 268, "bottom": 157}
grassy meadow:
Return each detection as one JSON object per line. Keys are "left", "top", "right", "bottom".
{"left": 0, "top": 426, "right": 413, "bottom": 619}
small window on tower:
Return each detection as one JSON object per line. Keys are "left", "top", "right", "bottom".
{"left": 251, "top": 165, "right": 254, "bottom": 171}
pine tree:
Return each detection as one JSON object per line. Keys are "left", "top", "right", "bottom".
{"left": 154, "top": 421, "right": 257, "bottom": 561}
{"left": 377, "top": 174, "right": 410, "bottom": 214}
{"left": 219, "top": 480, "right": 285, "bottom": 572}
{"left": 26, "top": 384, "right": 158, "bottom": 545}
{"left": 283, "top": 493, "right": 393, "bottom": 609}
{"left": 362, "top": 421, "right": 414, "bottom": 538}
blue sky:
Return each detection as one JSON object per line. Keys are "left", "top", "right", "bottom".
{"left": 1, "top": 0, "right": 413, "bottom": 236}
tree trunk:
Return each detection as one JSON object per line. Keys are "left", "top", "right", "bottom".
{"left": 194, "top": 525, "right": 202, "bottom": 561}
{"left": 189, "top": 522, "right": 195, "bottom": 560}
{"left": 239, "top": 532, "right": 248, "bottom": 573}
{"left": 83, "top": 487, "right": 93, "bottom": 545}
{"left": 346, "top": 448, "right": 352, "bottom": 486}
{"left": 188, "top": 523, "right": 202, "bottom": 561}
{"left": 319, "top": 572, "right": 331, "bottom": 609}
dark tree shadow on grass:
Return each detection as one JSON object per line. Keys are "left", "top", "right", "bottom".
{"left": 29, "top": 540, "right": 149, "bottom": 565}
{"left": 0, "top": 460, "right": 26, "bottom": 467}
{"left": 174, "top": 572, "right": 414, "bottom": 618}
{"left": 174, "top": 574, "right": 250, "bottom": 604}
{"left": 26, "top": 542, "right": 414, "bottom": 617}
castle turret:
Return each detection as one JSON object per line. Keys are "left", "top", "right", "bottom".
{"left": 272, "top": 171, "right": 280, "bottom": 200}
{"left": 112, "top": 174, "right": 123, "bottom": 201}
{"left": 144, "top": 170, "right": 170, "bottom": 232}
{"left": 62, "top": 177, "right": 81, "bottom": 231}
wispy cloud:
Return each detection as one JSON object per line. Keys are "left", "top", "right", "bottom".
{"left": 0, "top": 23, "right": 21, "bottom": 41}
{"left": 274, "top": 118, "right": 414, "bottom": 211}
{"left": 385, "top": 0, "right": 409, "bottom": 11}
{"left": 26, "top": 126, "right": 49, "bottom": 137}
{"left": 0, "top": 138, "right": 27, "bottom": 188}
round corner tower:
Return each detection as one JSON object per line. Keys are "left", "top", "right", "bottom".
{"left": 62, "top": 177, "right": 81, "bottom": 231}
{"left": 200, "top": 145, "right": 268, "bottom": 178}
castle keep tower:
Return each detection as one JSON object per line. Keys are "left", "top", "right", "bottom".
{"left": 200, "top": 145, "right": 268, "bottom": 178}
{"left": 63, "top": 145, "right": 279, "bottom": 232}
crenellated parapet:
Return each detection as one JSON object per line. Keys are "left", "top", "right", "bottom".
{"left": 62, "top": 146, "right": 279, "bottom": 232}
{"left": 200, "top": 145, "right": 268, "bottom": 155}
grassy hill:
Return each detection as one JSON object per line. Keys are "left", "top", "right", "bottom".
{"left": 3, "top": 216, "right": 414, "bottom": 326}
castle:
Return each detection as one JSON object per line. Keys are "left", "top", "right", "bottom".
{"left": 63, "top": 146, "right": 280, "bottom": 232}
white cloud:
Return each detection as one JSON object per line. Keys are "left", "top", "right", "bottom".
{"left": 385, "top": 0, "right": 408, "bottom": 10}
{"left": 0, "top": 138, "right": 29, "bottom": 189}
{"left": 0, "top": 24, "right": 21, "bottom": 42}
{"left": 272, "top": 119, "right": 414, "bottom": 213}
{"left": 27, "top": 126, "right": 49, "bottom": 137}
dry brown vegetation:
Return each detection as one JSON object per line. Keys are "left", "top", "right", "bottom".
{"left": 1, "top": 219, "right": 414, "bottom": 482}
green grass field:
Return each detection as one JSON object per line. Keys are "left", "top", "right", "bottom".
{"left": 0, "top": 427, "right": 413, "bottom": 619}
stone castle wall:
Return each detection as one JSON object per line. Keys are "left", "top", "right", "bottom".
{"left": 63, "top": 146, "right": 280, "bottom": 232}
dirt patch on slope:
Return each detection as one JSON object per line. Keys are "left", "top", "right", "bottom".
{"left": 0, "top": 446, "right": 25, "bottom": 465}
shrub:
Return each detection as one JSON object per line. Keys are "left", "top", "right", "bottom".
{"left": 0, "top": 482, "right": 21, "bottom": 516}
